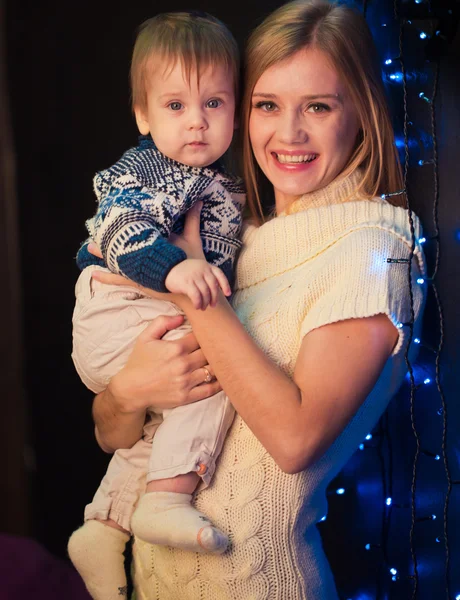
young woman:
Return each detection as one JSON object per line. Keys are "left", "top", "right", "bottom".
{"left": 85, "top": 1, "right": 426, "bottom": 598}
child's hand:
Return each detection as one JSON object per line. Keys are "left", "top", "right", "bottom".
{"left": 165, "top": 259, "right": 231, "bottom": 310}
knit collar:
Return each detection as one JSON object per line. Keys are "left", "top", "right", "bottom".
{"left": 236, "top": 171, "right": 423, "bottom": 291}
{"left": 279, "top": 168, "right": 365, "bottom": 216}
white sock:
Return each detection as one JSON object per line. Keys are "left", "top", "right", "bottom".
{"left": 131, "top": 491, "right": 228, "bottom": 554}
{"left": 67, "top": 520, "right": 130, "bottom": 600}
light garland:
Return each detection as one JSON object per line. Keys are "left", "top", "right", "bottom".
{"left": 323, "top": 1, "right": 458, "bottom": 598}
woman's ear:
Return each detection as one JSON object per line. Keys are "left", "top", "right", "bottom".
{"left": 134, "top": 105, "right": 150, "bottom": 135}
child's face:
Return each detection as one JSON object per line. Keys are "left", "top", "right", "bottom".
{"left": 135, "top": 60, "right": 236, "bottom": 167}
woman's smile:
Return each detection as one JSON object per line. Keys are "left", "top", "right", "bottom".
{"left": 249, "top": 47, "right": 360, "bottom": 214}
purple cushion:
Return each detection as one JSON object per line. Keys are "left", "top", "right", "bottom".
{"left": 0, "top": 534, "right": 91, "bottom": 600}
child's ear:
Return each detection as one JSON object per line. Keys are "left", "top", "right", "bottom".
{"left": 134, "top": 105, "right": 150, "bottom": 135}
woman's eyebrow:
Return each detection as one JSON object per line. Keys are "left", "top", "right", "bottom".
{"left": 252, "top": 92, "right": 342, "bottom": 103}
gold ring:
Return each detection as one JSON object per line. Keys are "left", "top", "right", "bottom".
{"left": 202, "top": 367, "right": 212, "bottom": 383}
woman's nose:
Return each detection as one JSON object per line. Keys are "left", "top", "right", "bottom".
{"left": 277, "top": 111, "right": 308, "bottom": 144}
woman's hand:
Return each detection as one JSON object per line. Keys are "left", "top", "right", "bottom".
{"left": 108, "top": 315, "right": 222, "bottom": 414}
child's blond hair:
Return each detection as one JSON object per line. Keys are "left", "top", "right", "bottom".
{"left": 131, "top": 11, "right": 239, "bottom": 114}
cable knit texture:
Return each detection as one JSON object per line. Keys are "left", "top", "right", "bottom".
{"left": 131, "top": 170, "right": 426, "bottom": 600}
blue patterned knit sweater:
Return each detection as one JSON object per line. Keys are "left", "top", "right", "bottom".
{"left": 76, "top": 136, "right": 246, "bottom": 291}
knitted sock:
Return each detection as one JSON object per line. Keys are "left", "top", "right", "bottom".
{"left": 131, "top": 491, "right": 228, "bottom": 554}
{"left": 67, "top": 520, "right": 130, "bottom": 600}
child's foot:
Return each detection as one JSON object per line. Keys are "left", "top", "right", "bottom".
{"left": 131, "top": 491, "right": 228, "bottom": 554}
{"left": 67, "top": 519, "right": 130, "bottom": 600}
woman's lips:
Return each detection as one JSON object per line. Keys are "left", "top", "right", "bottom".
{"left": 271, "top": 151, "right": 319, "bottom": 171}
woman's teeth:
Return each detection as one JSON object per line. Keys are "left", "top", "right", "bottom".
{"left": 275, "top": 153, "right": 318, "bottom": 164}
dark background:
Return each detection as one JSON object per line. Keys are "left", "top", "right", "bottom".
{"left": 2, "top": 0, "right": 459, "bottom": 599}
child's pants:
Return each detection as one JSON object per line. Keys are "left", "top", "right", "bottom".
{"left": 72, "top": 266, "right": 235, "bottom": 532}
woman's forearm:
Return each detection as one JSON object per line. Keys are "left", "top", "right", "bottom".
{"left": 182, "top": 295, "right": 304, "bottom": 470}
{"left": 92, "top": 387, "right": 146, "bottom": 453}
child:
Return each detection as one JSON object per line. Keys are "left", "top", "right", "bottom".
{"left": 67, "top": 11, "right": 245, "bottom": 600}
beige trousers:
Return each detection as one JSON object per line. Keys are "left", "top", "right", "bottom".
{"left": 72, "top": 266, "right": 235, "bottom": 532}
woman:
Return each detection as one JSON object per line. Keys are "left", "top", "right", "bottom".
{"left": 88, "top": 1, "right": 426, "bottom": 598}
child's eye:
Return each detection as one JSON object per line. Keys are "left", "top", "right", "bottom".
{"left": 206, "top": 99, "right": 222, "bottom": 109}
{"left": 168, "top": 102, "right": 183, "bottom": 111}
{"left": 307, "top": 103, "right": 330, "bottom": 113}
{"left": 254, "top": 101, "right": 277, "bottom": 112}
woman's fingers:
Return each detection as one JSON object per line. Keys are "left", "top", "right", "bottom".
{"left": 183, "top": 202, "right": 203, "bottom": 241}
{"left": 91, "top": 270, "right": 132, "bottom": 286}
{"left": 88, "top": 242, "right": 103, "bottom": 258}
{"left": 138, "top": 315, "right": 185, "bottom": 343}
{"left": 188, "top": 380, "right": 223, "bottom": 403}
{"left": 189, "top": 364, "right": 215, "bottom": 388}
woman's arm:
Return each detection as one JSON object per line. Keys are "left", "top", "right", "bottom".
{"left": 181, "top": 294, "right": 398, "bottom": 473}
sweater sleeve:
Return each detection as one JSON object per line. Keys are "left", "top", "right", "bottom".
{"left": 90, "top": 179, "right": 187, "bottom": 292}
{"left": 299, "top": 227, "right": 426, "bottom": 356}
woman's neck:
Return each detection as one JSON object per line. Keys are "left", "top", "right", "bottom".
{"left": 276, "top": 169, "right": 364, "bottom": 217}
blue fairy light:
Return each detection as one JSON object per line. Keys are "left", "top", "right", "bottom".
{"left": 419, "top": 92, "right": 431, "bottom": 104}
{"left": 414, "top": 338, "right": 420, "bottom": 344}
{"left": 419, "top": 31, "right": 428, "bottom": 39}
{"left": 419, "top": 237, "right": 426, "bottom": 244}
{"left": 385, "top": 58, "right": 393, "bottom": 65}
{"left": 417, "top": 278, "right": 425, "bottom": 284}
{"left": 386, "top": 497, "right": 392, "bottom": 506}
{"left": 389, "top": 72, "right": 403, "bottom": 82}
{"left": 390, "top": 568, "right": 398, "bottom": 575}
{"left": 424, "top": 378, "right": 431, "bottom": 385}
{"left": 359, "top": 443, "right": 365, "bottom": 450}
{"left": 336, "top": 488, "right": 345, "bottom": 495}
{"left": 365, "top": 434, "right": 372, "bottom": 440}
{"left": 365, "top": 543, "right": 371, "bottom": 550}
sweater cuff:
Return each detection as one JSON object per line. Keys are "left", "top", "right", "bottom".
{"left": 117, "top": 237, "right": 187, "bottom": 292}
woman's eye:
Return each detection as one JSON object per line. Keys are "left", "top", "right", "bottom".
{"left": 168, "top": 102, "right": 183, "bottom": 111}
{"left": 307, "top": 103, "right": 329, "bottom": 113}
{"left": 254, "top": 101, "right": 277, "bottom": 112}
{"left": 207, "top": 99, "right": 222, "bottom": 109}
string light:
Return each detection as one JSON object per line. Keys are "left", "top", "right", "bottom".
{"left": 327, "top": 2, "right": 455, "bottom": 598}
{"left": 418, "top": 92, "right": 431, "bottom": 104}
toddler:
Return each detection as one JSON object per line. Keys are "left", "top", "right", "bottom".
{"left": 67, "top": 11, "right": 244, "bottom": 600}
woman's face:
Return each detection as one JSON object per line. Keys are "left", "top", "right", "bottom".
{"left": 249, "top": 47, "right": 360, "bottom": 213}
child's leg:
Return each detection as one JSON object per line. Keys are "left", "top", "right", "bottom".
{"left": 68, "top": 520, "right": 130, "bottom": 600}
{"left": 68, "top": 437, "right": 151, "bottom": 600}
{"left": 131, "top": 323, "right": 235, "bottom": 554}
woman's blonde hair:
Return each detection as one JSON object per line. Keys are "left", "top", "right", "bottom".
{"left": 241, "top": 0, "right": 404, "bottom": 224}
{"left": 131, "top": 11, "right": 239, "bottom": 114}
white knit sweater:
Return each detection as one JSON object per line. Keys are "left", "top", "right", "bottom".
{"left": 132, "top": 170, "right": 426, "bottom": 600}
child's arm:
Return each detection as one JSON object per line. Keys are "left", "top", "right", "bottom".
{"left": 90, "top": 184, "right": 189, "bottom": 293}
